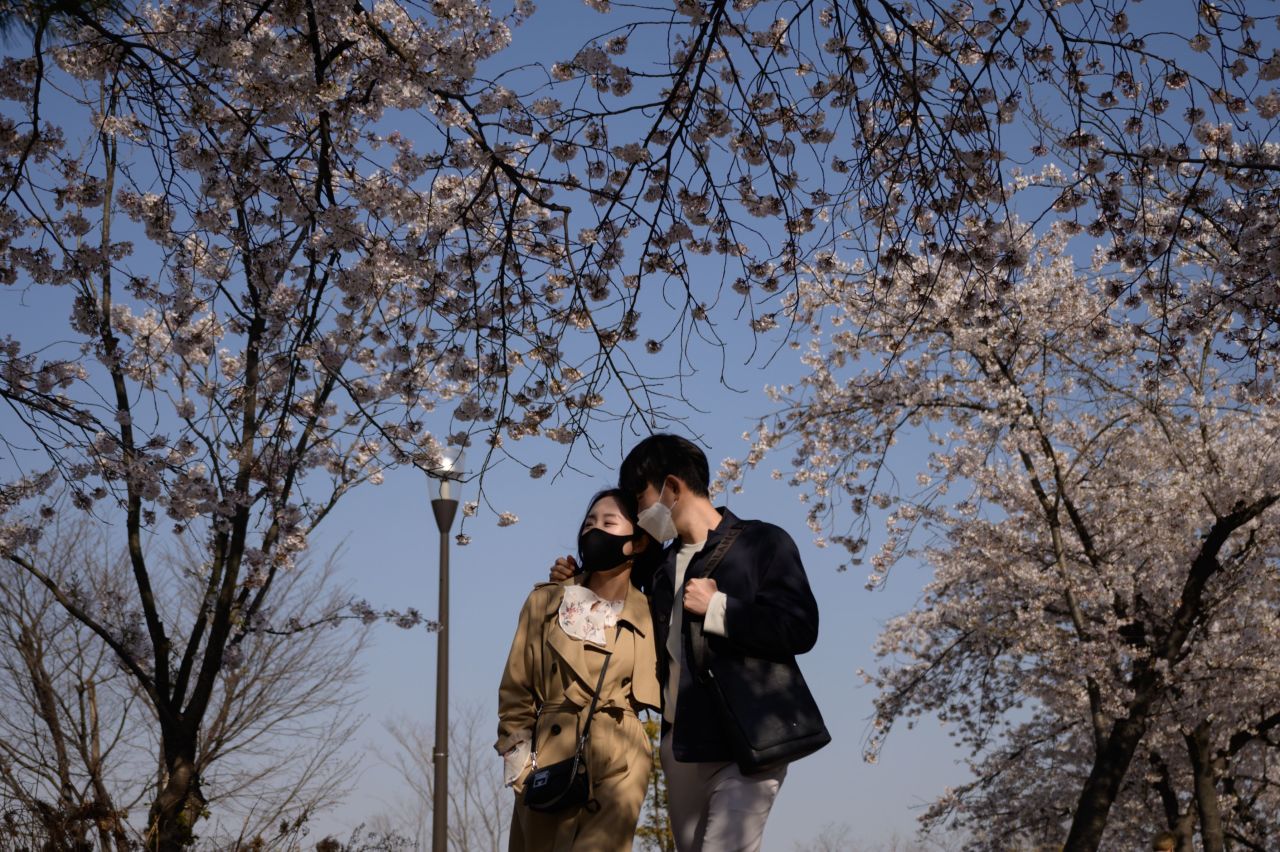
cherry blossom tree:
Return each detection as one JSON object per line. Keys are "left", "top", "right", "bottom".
{"left": 727, "top": 224, "right": 1280, "bottom": 850}
{"left": 0, "top": 0, "right": 541, "bottom": 844}
{"left": 402, "top": 0, "right": 1280, "bottom": 374}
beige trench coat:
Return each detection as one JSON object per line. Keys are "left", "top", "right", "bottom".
{"left": 497, "top": 578, "right": 661, "bottom": 852}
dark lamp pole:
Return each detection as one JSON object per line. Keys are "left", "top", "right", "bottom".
{"left": 427, "top": 450, "right": 463, "bottom": 852}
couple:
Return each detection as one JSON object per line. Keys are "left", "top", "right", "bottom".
{"left": 497, "top": 434, "right": 828, "bottom": 851}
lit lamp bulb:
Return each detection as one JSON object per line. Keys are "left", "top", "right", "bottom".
{"left": 439, "top": 457, "right": 453, "bottom": 501}
{"left": 433, "top": 449, "right": 464, "bottom": 502}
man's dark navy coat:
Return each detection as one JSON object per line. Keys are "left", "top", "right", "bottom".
{"left": 642, "top": 507, "right": 820, "bottom": 763}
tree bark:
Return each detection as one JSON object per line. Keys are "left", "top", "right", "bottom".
{"left": 1062, "top": 694, "right": 1154, "bottom": 851}
{"left": 1064, "top": 495, "right": 1279, "bottom": 850}
{"left": 1186, "top": 722, "right": 1225, "bottom": 852}
{"left": 1173, "top": 813, "right": 1197, "bottom": 852}
{"left": 1148, "top": 750, "right": 1197, "bottom": 852}
{"left": 146, "top": 733, "right": 204, "bottom": 852}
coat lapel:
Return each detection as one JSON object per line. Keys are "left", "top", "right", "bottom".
{"left": 621, "top": 582, "right": 661, "bottom": 710}
{"left": 544, "top": 579, "right": 595, "bottom": 707}
{"left": 618, "top": 582, "right": 649, "bottom": 637}
{"left": 544, "top": 577, "right": 660, "bottom": 711}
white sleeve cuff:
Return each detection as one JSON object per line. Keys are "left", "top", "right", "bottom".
{"left": 704, "top": 591, "right": 729, "bottom": 637}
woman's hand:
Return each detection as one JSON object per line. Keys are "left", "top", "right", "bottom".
{"left": 501, "top": 731, "right": 532, "bottom": 787}
{"left": 549, "top": 554, "right": 578, "bottom": 582}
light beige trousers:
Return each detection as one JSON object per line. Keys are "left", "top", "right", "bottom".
{"left": 660, "top": 733, "right": 787, "bottom": 852}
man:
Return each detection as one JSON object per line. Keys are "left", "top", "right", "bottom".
{"left": 556, "top": 434, "right": 825, "bottom": 850}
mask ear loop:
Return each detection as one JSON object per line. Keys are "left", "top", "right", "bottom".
{"left": 626, "top": 529, "right": 646, "bottom": 566}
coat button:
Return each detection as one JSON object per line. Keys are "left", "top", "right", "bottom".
{"left": 621, "top": 676, "right": 631, "bottom": 686}
{"left": 550, "top": 724, "right": 562, "bottom": 735}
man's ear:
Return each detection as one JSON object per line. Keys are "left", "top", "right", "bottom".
{"left": 663, "top": 474, "right": 682, "bottom": 498}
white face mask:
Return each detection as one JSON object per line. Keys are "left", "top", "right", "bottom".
{"left": 636, "top": 484, "right": 678, "bottom": 542}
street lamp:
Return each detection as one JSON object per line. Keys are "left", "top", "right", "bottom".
{"left": 427, "top": 447, "right": 464, "bottom": 852}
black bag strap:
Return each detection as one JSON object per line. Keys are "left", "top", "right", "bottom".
{"left": 687, "top": 522, "right": 743, "bottom": 680}
{"left": 693, "top": 522, "right": 744, "bottom": 581}
{"left": 576, "top": 633, "right": 613, "bottom": 746}
{"left": 531, "top": 624, "right": 618, "bottom": 766}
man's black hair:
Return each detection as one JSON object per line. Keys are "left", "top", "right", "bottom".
{"left": 618, "top": 433, "right": 710, "bottom": 498}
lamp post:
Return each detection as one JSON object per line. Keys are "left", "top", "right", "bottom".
{"left": 427, "top": 448, "right": 464, "bottom": 852}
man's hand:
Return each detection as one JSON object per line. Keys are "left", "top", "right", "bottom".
{"left": 550, "top": 555, "right": 578, "bottom": 583}
{"left": 683, "top": 578, "right": 718, "bottom": 615}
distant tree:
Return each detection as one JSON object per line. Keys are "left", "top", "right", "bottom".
{"left": 792, "top": 822, "right": 854, "bottom": 852}
{"left": 0, "top": 521, "right": 142, "bottom": 852}
{"left": 312, "top": 825, "right": 412, "bottom": 852}
{"left": 792, "top": 823, "right": 966, "bottom": 852}
{"left": 0, "top": 519, "right": 370, "bottom": 850}
{"left": 377, "top": 703, "right": 505, "bottom": 852}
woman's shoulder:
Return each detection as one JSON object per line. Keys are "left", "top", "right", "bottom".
{"left": 522, "top": 579, "right": 570, "bottom": 612}
{"left": 620, "top": 582, "right": 654, "bottom": 630}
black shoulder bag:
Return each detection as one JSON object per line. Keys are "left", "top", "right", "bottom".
{"left": 523, "top": 630, "right": 616, "bottom": 813}
{"left": 687, "top": 523, "right": 832, "bottom": 774}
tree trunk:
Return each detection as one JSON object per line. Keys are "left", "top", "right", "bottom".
{"left": 1186, "top": 723, "right": 1225, "bottom": 852}
{"left": 1148, "top": 750, "right": 1197, "bottom": 852}
{"left": 1062, "top": 683, "right": 1155, "bottom": 851}
{"left": 1173, "top": 812, "right": 1197, "bottom": 852}
{"left": 1063, "top": 498, "right": 1278, "bottom": 850}
{"left": 88, "top": 678, "right": 132, "bottom": 852}
{"left": 146, "top": 738, "right": 204, "bottom": 852}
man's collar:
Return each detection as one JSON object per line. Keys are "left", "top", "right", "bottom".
{"left": 673, "top": 506, "right": 737, "bottom": 547}
{"left": 661, "top": 508, "right": 740, "bottom": 575}
{"left": 702, "top": 506, "right": 739, "bottom": 544}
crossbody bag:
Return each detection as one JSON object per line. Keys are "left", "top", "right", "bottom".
{"left": 523, "top": 626, "right": 618, "bottom": 812}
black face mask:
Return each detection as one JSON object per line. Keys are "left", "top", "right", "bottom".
{"left": 578, "top": 528, "right": 635, "bottom": 574}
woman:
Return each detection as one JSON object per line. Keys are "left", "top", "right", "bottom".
{"left": 497, "top": 489, "right": 661, "bottom": 852}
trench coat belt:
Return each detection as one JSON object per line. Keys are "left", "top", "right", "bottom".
{"left": 539, "top": 700, "right": 637, "bottom": 719}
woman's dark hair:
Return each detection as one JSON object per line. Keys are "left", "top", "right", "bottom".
{"left": 618, "top": 433, "right": 710, "bottom": 498}
{"left": 580, "top": 488, "right": 640, "bottom": 528}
